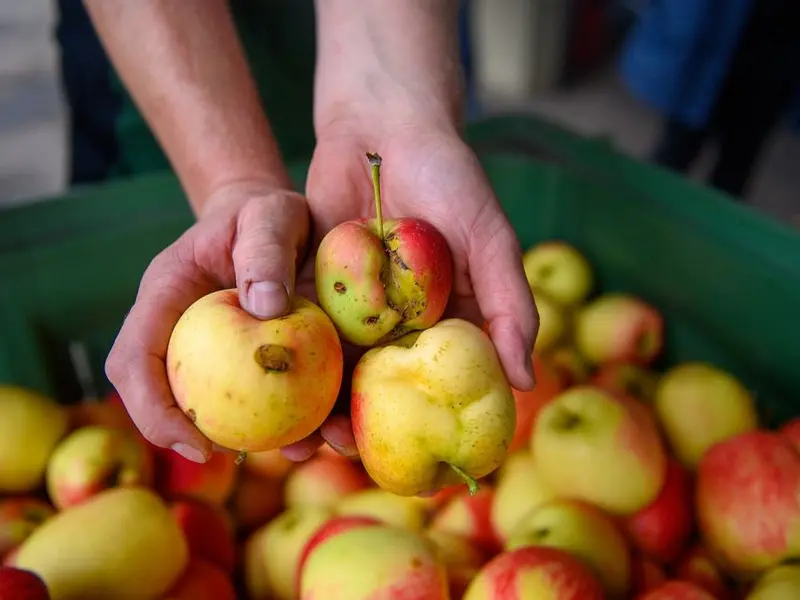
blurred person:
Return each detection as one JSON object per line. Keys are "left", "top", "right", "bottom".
{"left": 620, "top": 0, "right": 800, "bottom": 199}
{"left": 54, "top": 0, "right": 538, "bottom": 464}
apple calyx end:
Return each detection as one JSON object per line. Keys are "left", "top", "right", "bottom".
{"left": 366, "top": 151, "right": 385, "bottom": 241}
{"left": 449, "top": 464, "right": 480, "bottom": 496}
{"left": 235, "top": 450, "right": 247, "bottom": 466}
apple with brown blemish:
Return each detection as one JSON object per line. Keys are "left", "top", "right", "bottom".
{"left": 166, "top": 291, "right": 343, "bottom": 455}
{"left": 315, "top": 152, "right": 453, "bottom": 347}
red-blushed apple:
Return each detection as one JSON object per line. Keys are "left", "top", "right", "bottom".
{"left": 284, "top": 454, "right": 370, "bottom": 510}
{"left": 574, "top": 293, "right": 664, "bottom": 366}
{"left": 506, "top": 499, "right": 632, "bottom": 599}
{"left": 746, "top": 564, "right": 800, "bottom": 599}
{"left": 532, "top": 386, "right": 668, "bottom": 515}
{"left": 1, "top": 549, "right": 18, "bottom": 568}
{"left": 244, "top": 449, "right": 295, "bottom": 480}
{"left": 462, "top": 546, "right": 605, "bottom": 599}
{"left": 531, "top": 291, "right": 569, "bottom": 354}
{"left": 654, "top": 362, "right": 758, "bottom": 469}
{"left": 162, "top": 559, "right": 236, "bottom": 600}
{"left": 352, "top": 318, "right": 516, "bottom": 497}
{"left": 638, "top": 580, "right": 718, "bottom": 600}
{"left": 508, "top": 353, "right": 566, "bottom": 453}
{"left": 155, "top": 447, "right": 237, "bottom": 505}
{"left": 426, "top": 529, "right": 488, "bottom": 599}
{"left": 0, "top": 566, "right": 50, "bottom": 600}
{"left": 170, "top": 498, "right": 236, "bottom": 575}
{"left": 631, "top": 555, "right": 668, "bottom": 597}
{"left": 166, "top": 291, "right": 343, "bottom": 453}
{"left": 522, "top": 240, "right": 594, "bottom": 307}
{"left": 696, "top": 430, "right": 800, "bottom": 578}
{"left": 780, "top": 418, "right": 800, "bottom": 451}
{"left": 429, "top": 487, "right": 502, "bottom": 554}
{"left": 673, "top": 543, "right": 732, "bottom": 600}
{"left": 315, "top": 152, "right": 453, "bottom": 347}
{"left": 45, "top": 425, "right": 153, "bottom": 510}
{"left": 229, "top": 470, "right": 284, "bottom": 533}
{"left": 300, "top": 524, "right": 449, "bottom": 600}
{"left": 244, "top": 506, "right": 332, "bottom": 600}
{"left": 547, "top": 345, "right": 593, "bottom": 386}
{"left": 623, "top": 460, "right": 694, "bottom": 564}
{"left": 417, "top": 484, "right": 462, "bottom": 516}
{"left": 592, "top": 362, "right": 660, "bottom": 404}
{"left": 67, "top": 392, "right": 133, "bottom": 432}
{"left": 490, "top": 450, "right": 558, "bottom": 544}
{"left": 0, "top": 499, "right": 55, "bottom": 561}
{"left": 334, "top": 489, "right": 428, "bottom": 532}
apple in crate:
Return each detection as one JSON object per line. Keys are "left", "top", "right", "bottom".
{"left": 352, "top": 318, "right": 516, "bottom": 497}
{"left": 166, "top": 291, "right": 343, "bottom": 454}
{"left": 334, "top": 489, "right": 427, "bottom": 532}
{"left": 531, "top": 291, "right": 568, "bottom": 353}
{"left": 638, "top": 580, "right": 718, "bottom": 600}
{"left": 673, "top": 543, "right": 731, "bottom": 600}
{"left": 0, "top": 567, "right": 50, "bottom": 600}
{"left": 284, "top": 454, "right": 370, "bottom": 510}
{"left": 296, "top": 515, "right": 382, "bottom": 579}
{"left": 429, "top": 487, "right": 501, "bottom": 554}
{"left": 315, "top": 152, "right": 453, "bottom": 346}
{"left": 170, "top": 498, "right": 236, "bottom": 575}
{"left": 522, "top": 240, "right": 594, "bottom": 307}
{"left": 162, "top": 559, "right": 236, "bottom": 600}
{"left": 155, "top": 447, "right": 237, "bottom": 505}
{"left": 592, "top": 362, "right": 660, "bottom": 403}
{"left": 747, "top": 564, "right": 800, "bottom": 599}
{"left": 425, "top": 530, "right": 488, "bottom": 599}
{"left": 0, "top": 499, "right": 54, "bottom": 561}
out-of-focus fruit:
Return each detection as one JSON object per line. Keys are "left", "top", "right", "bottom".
{"left": 638, "top": 580, "right": 718, "bottom": 599}
{"left": 522, "top": 240, "right": 594, "bottom": 307}
{"left": 547, "top": 345, "right": 593, "bottom": 385}
{"left": 284, "top": 454, "right": 369, "bottom": 510}
{"left": 161, "top": 559, "right": 236, "bottom": 600}
{"left": 508, "top": 354, "right": 566, "bottom": 453}
{"left": 0, "top": 499, "right": 55, "bottom": 561}
{"left": 229, "top": 471, "right": 284, "bottom": 533}
{"left": 0, "top": 566, "right": 50, "bottom": 600}
{"left": 746, "top": 564, "right": 800, "bottom": 599}
{"left": 155, "top": 448, "right": 237, "bottom": 505}
{"left": 170, "top": 499, "right": 236, "bottom": 575}
{"left": 335, "top": 489, "right": 427, "bottom": 532}
{"left": 673, "top": 542, "right": 731, "bottom": 600}
{"left": 630, "top": 555, "right": 668, "bottom": 597}
{"left": 592, "top": 362, "right": 659, "bottom": 403}
{"left": 429, "top": 487, "right": 501, "bottom": 554}
{"left": 243, "top": 449, "right": 294, "bottom": 480}
{"left": 532, "top": 291, "right": 568, "bottom": 354}
{"left": 426, "top": 530, "right": 488, "bottom": 599}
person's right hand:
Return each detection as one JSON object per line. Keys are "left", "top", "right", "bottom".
{"left": 105, "top": 180, "right": 312, "bottom": 463}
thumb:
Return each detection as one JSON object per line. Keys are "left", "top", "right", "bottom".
{"left": 232, "top": 192, "right": 309, "bottom": 319}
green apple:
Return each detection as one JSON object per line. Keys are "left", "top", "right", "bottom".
{"left": 532, "top": 291, "right": 568, "bottom": 354}
{"left": 522, "top": 241, "right": 594, "bottom": 307}
{"left": 747, "top": 565, "right": 800, "bottom": 599}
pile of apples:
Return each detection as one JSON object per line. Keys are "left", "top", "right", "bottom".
{"left": 2, "top": 153, "right": 800, "bottom": 600}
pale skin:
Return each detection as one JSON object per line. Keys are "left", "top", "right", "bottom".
{"left": 89, "top": 0, "right": 539, "bottom": 464}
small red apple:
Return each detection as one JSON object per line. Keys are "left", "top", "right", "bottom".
{"left": 0, "top": 567, "right": 50, "bottom": 600}
{"left": 630, "top": 555, "right": 668, "bottom": 597}
{"left": 637, "top": 580, "right": 718, "bottom": 600}
{"left": 170, "top": 499, "right": 236, "bottom": 575}
{"left": 429, "top": 487, "right": 501, "bottom": 554}
{"left": 161, "top": 559, "right": 236, "bottom": 600}
{"left": 155, "top": 447, "right": 237, "bottom": 505}
{"left": 673, "top": 543, "right": 732, "bottom": 599}
{"left": 284, "top": 454, "right": 370, "bottom": 510}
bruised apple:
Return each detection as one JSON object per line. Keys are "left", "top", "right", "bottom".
{"left": 166, "top": 291, "right": 343, "bottom": 453}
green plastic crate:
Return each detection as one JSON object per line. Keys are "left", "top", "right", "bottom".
{"left": 1, "top": 115, "right": 798, "bottom": 427}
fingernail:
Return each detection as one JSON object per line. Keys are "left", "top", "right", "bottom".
{"left": 171, "top": 443, "right": 208, "bottom": 463}
{"left": 280, "top": 444, "right": 317, "bottom": 462}
{"left": 326, "top": 440, "right": 359, "bottom": 458}
{"left": 247, "top": 281, "right": 288, "bottom": 319}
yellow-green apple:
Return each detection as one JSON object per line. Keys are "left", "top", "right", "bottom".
{"left": 300, "top": 524, "right": 449, "bottom": 600}
{"left": 522, "top": 240, "right": 594, "bottom": 307}
{"left": 638, "top": 580, "right": 719, "bottom": 600}
{"left": 746, "top": 565, "right": 800, "bottom": 600}
{"left": 532, "top": 291, "right": 569, "bottom": 354}
{"left": 574, "top": 294, "right": 664, "bottom": 366}
{"left": 230, "top": 470, "right": 284, "bottom": 533}
{"left": 161, "top": 559, "right": 236, "bottom": 600}
{"left": 0, "top": 386, "right": 69, "bottom": 494}
{"left": 155, "top": 446, "right": 237, "bottom": 505}
{"left": 654, "top": 362, "right": 757, "bottom": 469}
{"left": 462, "top": 546, "right": 605, "bottom": 599}
{"left": 506, "top": 499, "right": 632, "bottom": 599}
{"left": 296, "top": 515, "right": 382, "bottom": 582}
{"left": 532, "top": 386, "right": 667, "bottom": 515}
{"left": 547, "top": 345, "right": 593, "bottom": 386}
{"left": 244, "top": 449, "right": 295, "bottom": 480}
{"left": 623, "top": 460, "right": 694, "bottom": 564}
{"left": 14, "top": 487, "right": 188, "bottom": 600}
{"left": 630, "top": 555, "right": 668, "bottom": 597}
{"left": 673, "top": 543, "right": 732, "bottom": 600}
{"left": 0, "top": 566, "right": 51, "bottom": 600}
{"left": 0, "top": 499, "right": 55, "bottom": 562}
{"left": 592, "top": 362, "right": 660, "bottom": 404}
{"left": 243, "top": 506, "right": 332, "bottom": 600}
{"left": 170, "top": 498, "right": 236, "bottom": 575}
{"left": 696, "top": 430, "right": 800, "bottom": 579}
{"left": 352, "top": 318, "right": 516, "bottom": 497}
{"left": 166, "top": 290, "right": 343, "bottom": 453}
{"left": 45, "top": 425, "right": 153, "bottom": 510}
{"left": 429, "top": 487, "right": 501, "bottom": 554}
{"left": 284, "top": 454, "right": 370, "bottom": 510}
{"left": 508, "top": 353, "right": 566, "bottom": 453}
{"left": 490, "top": 450, "right": 559, "bottom": 544}
{"left": 314, "top": 152, "right": 453, "bottom": 347}
{"left": 334, "top": 489, "right": 427, "bottom": 532}
{"left": 426, "top": 529, "right": 488, "bottom": 599}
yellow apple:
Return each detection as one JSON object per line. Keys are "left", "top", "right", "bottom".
{"left": 522, "top": 240, "right": 594, "bottom": 307}
{"left": 747, "top": 565, "right": 800, "bottom": 599}
{"left": 532, "top": 291, "right": 568, "bottom": 354}
{"left": 334, "top": 489, "right": 427, "bottom": 532}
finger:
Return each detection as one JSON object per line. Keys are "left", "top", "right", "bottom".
{"left": 320, "top": 415, "right": 359, "bottom": 458}
{"left": 233, "top": 193, "right": 309, "bottom": 319}
{"left": 468, "top": 206, "right": 539, "bottom": 391}
{"left": 281, "top": 432, "right": 324, "bottom": 462}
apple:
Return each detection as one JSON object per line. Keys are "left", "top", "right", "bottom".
{"left": 532, "top": 386, "right": 667, "bottom": 515}
{"left": 780, "top": 418, "right": 800, "bottom": 451}
{"left": 630, "top": 555, "right": 668, "bottom": 597}
{"left": 696, "top": 430, "right": 800, "bottom": 579}
{"left": 0, "top": 386, "right": 69, "bottom": 494}
{"left": 300, "top": 524, "right": 449, "bottom": 600}
{"left": 0, "top": 567, "right": 50, "bottom": 600}
{"left": 352, "top": 318, "right": 516, "bottom": 497}
{"left": 166, "top": 290, "right": 343, "bottom": 453}
{"left": 230, "top": 470, "right": 284, "bottom": 533}
{"left": 284, "top": 454, "right": 370, "bottom": 510}
{"left": 506, "top": 499, "right": 632, "bottom": 599}
{"left": 522, "top": 240, "right": 594, "bottom": 307}
{"left": 674, "top": 543, "right": 732, "bottom": 599}
{"left": 508, "top": 353, "right": 566, "bottom": 453}
{"left": 623, "top": 460, "right": 694, "bottom": 564}
{"left": 162, "top": 559, "right": 236, "bottom": 600}
{"left": 592, "top": 362, "right": 659, "bottom": 404}
{"left": 746, "top": 565, "right": 800, "bottom": 599}
{"left": 417, "top": 485, "right": 462, "bottom": 515}
{"left": 155, "top": 447, "right": 237, "bottom": 505}
{"left": 574, "top": 294, "right": 663, "bottom": 365}
{"left": 67, "top": 392, "right": 133, "bottom": 431}
{"left": 170, "top": 498, "right": 236, "bottom": 575}
{"left": 532, "top": 291, "right": 569, "bottom": 354}
{"left": 426, "top": 530, "right": 488, "bottom": 599}
{"left": 462, "top": 546, "right": 605, "bottom": 599}
{"left": 315, "top": 152, "right": 453, "bottom": 347}
{"left": 654, "top": 362, "right": 758, "bottom": 469}
{"left": 335, "top": 489, "right": 427, "bottom": 532}
{"left": 243, "top": 449, "right": 295, "bottom": 480}
{"left": 0, "top": 499, "right": 55, "bottom": 561}
{"left": 547, "top": 345, "right": 593, "bottom": 385}
{"left": 45, "top": 425, "right": 153, "bottom": 510}
{"left": 638, "top": 580, "right": 719, "bottom": 600}
{"left": 429, "top": 487, "right": 501, "bottom": 554}
{"left": 296, "top": 515, "right": 382, "bottom": 583}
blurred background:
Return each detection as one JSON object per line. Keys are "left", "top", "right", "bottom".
{"left": 0, "top": 0, "right": 798, "bottom": 220}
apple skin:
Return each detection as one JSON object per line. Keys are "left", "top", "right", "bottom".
{"left": 623, "top": 460, "right": 694, "bottom": 564}
{"left": 592, "top": 362, "right": 660, "bottom": 404}
{"left": 508, "top": 353, "right": 566, "bottom": 453}
{"left": 334, "top": 489, "right": 427, "bottom": 532}
{"left": 315, "top": 216, "right": 453, "bottom": 347}
{"left": 230, "top": 470, "right": 284, "bottom": 533}
{"left": 243, "top": 449, "right": 295, "bottom": 480}
{"left": 506, "top": 499, "right": 632, "bottom": 599}
{"left": 162, "top": 559, "right": 236, "bottom": 600}
{"left": 426, "top": 530, "right": 488, "bottom": 599}
{"left": 462, "top": 546, "right": 605, "bottom": 600}
{"left": 45, "top": 425, "right": 153, "bottom": 510}
{"left": 637, "top": 580, "right": 719, "bottom": 600}
{"left": 352, "top": 318, "right": 516, "bottom": 497}
{"left": 746, "top": 565, "right": 800, "bottom": 600}
{"left": 630, "top": 555, "right": 668, "bottom": 597}
{"left": 0, "top": 499, "right": 55, "bottom": 561}
{"left": 532, "top": 291, "right": 569, "bottom": 354}
{"left": 574, "top": 293, "right": 664, "bottom": 366}
{"left": 533, "top": 386, "right": 668, "bottom": 516}
{"left": 166, "top": 290, "right": 343, "bottom": 452}
{"left": 0, "top": 566, "right": 51, "bottom": 600}
{"left": 170, "top": 499, "right": 236, "bottom": 575}
{"left": 522, "top": 240, "right": 594, "bottom": 307}
{"left": 300, "top": 524, "right": 449, "bottom": 600}
{"left": 155, "top": 447, "right": 237, "bottom": 505}
{"left": 429, "top": 487, "right": 502, "bottom": 554}
{"left": 696, "top": 430, "right": 800, "bottom": 579}
{"left": 654, "top": 362, "right": 758, "bottom": 469}
{"left": 780, "top": 418, "right": 800, "bottom": 451}
{"left": 284, "top": 454, "right": 370, "bottom": 510}
{"left": 673, "top": 543, "right": 732, "bottom": 600}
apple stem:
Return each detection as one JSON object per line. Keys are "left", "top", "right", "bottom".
{"left": 450, "top": 464, "right": 480, "bottom": 496}
{"left": 235, "top": 450, "right": 247, "bottom": 466}
{"left": 366, "top": 152, "right": 384, "bottom": 241}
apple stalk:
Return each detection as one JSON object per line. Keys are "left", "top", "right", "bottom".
{"left": 366, "top": 152, "right": 385, "bottom": 241}
{"left": 450, "top": 464, "right": 480, "bottom": 496}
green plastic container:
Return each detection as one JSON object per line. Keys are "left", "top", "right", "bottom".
{"left": 1, "top": 115, "right": 798, "bottom": 426}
